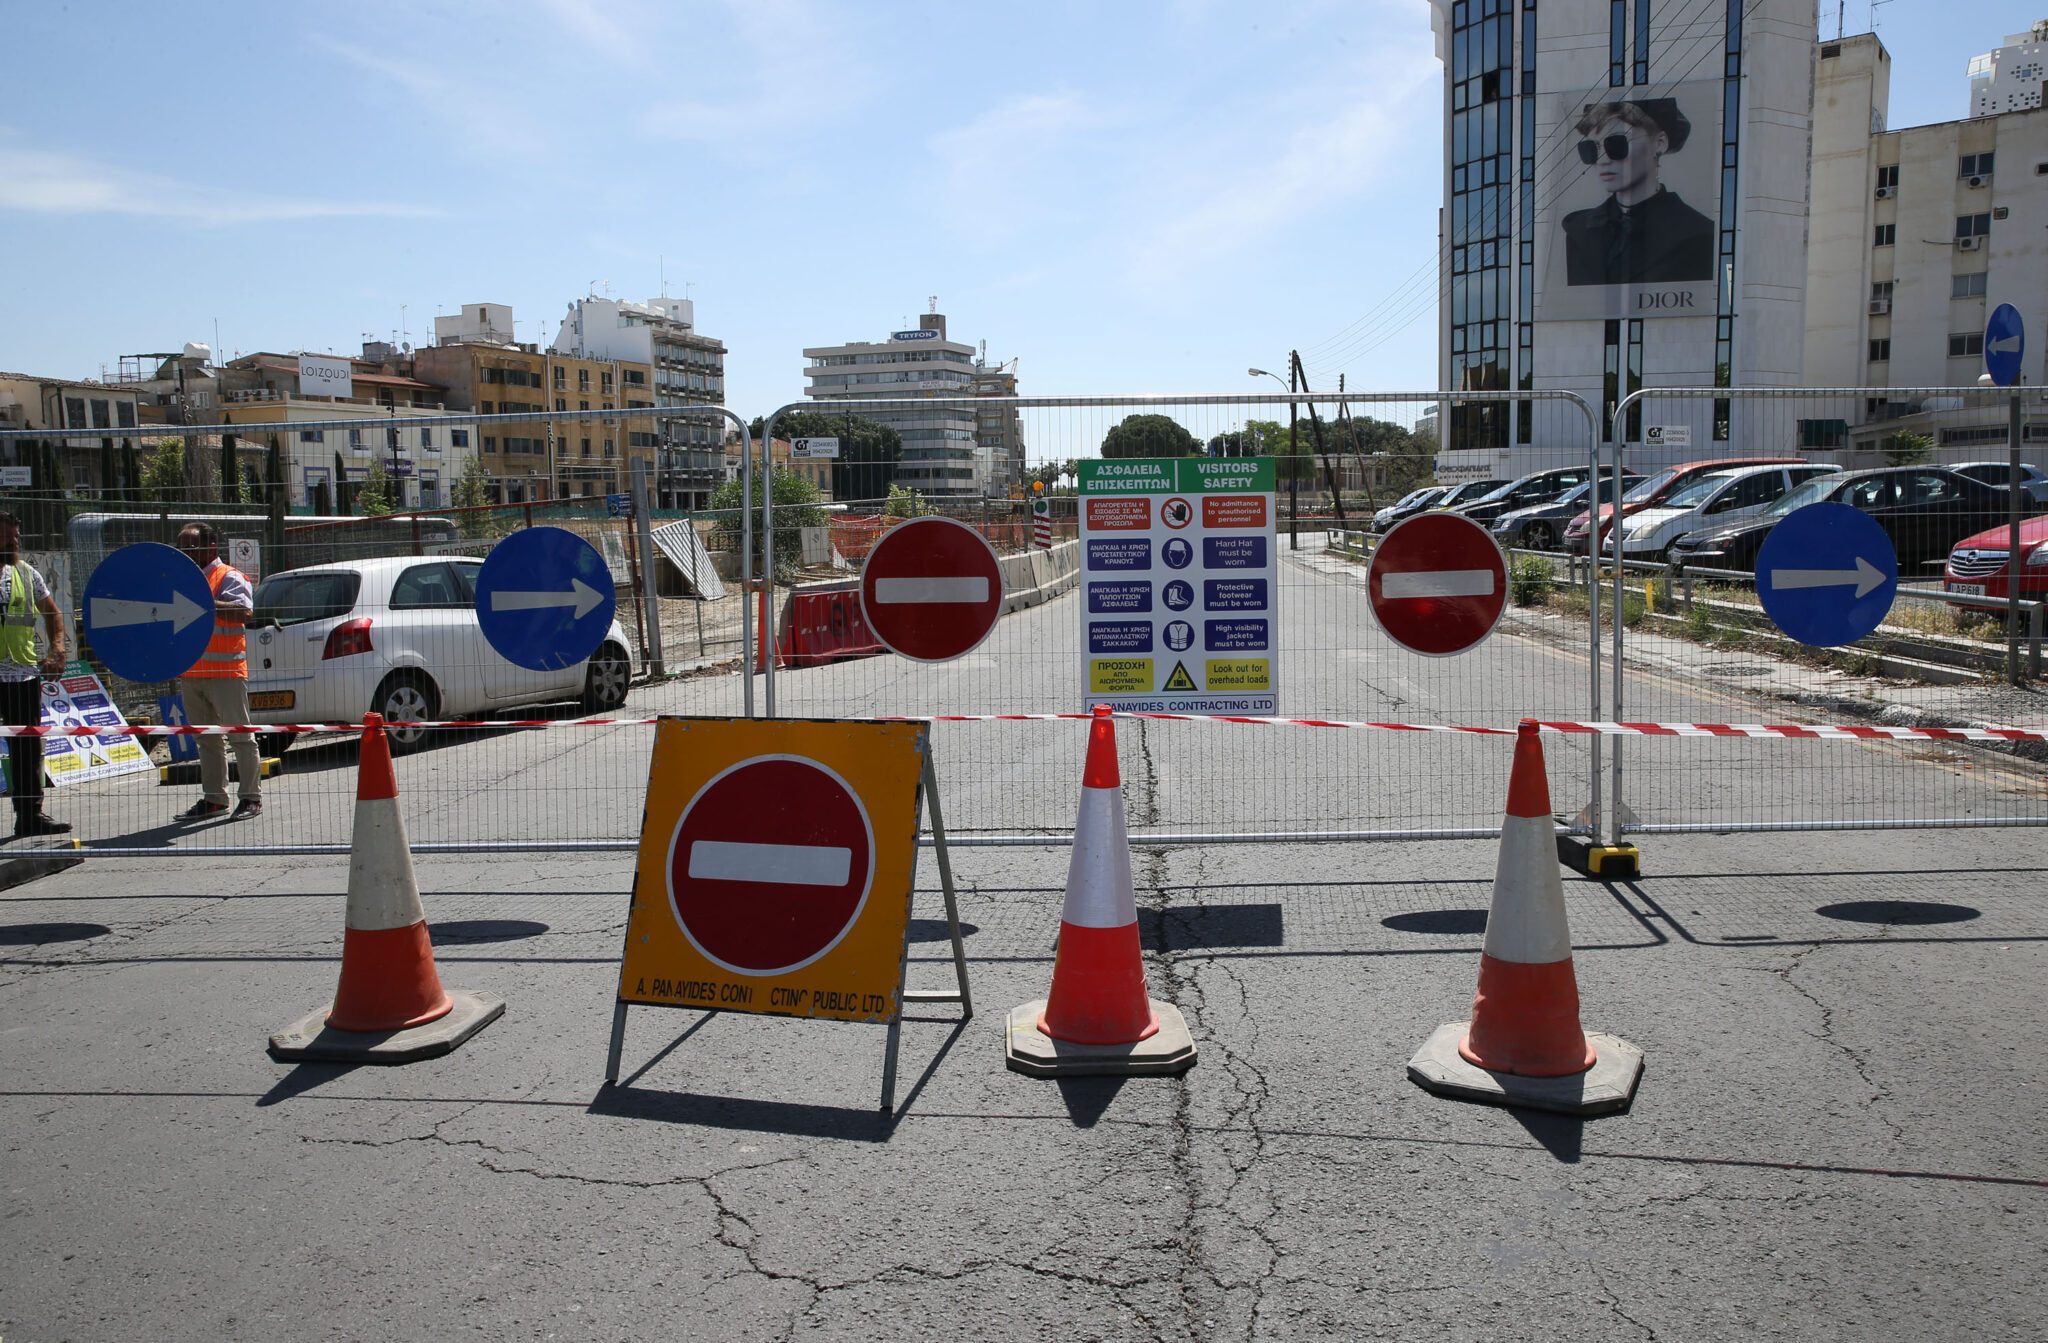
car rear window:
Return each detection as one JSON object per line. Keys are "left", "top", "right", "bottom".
{"left": 253, "top": 571, "right": 361, "bottom": 627}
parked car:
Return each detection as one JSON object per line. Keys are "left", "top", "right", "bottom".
{"left": 1618, "top": 463, "right": 1841, "bottom": 560}
{"left": 1563, "top": 456, "right": 1810, "bottom": 554}
{"left": 1671, "top": 466, "right": 2024, "bottom": 576}
{"left": 245, "top": 556, "right": 634, "bottom": 754}
{"left": 1490, "top": 473, "right": 1643, "bottom": 551}
{"left": 1427, "top": 478, "right": 1511, "bottom": 512}
{"left": 1371, "top": 485, "right": 1449, "bottom": 534}
{"left": 1449, "top": 466, "right": 1594, "bottom": 526}
{"left": 1947, "top": 460, "right": 2048, "bottom": 506}
{"left": 1943, "top": 514, "right": 2048, "bottom": 605}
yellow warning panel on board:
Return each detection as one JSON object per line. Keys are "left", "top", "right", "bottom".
{"left": 1205, "top": 658, "right": 1271, "bottom": 691}
{"left": 1160, "top": 661, "right": 1198, "bottom": 692}
{"left": 617, "top": 717, "right": 927, "bottom": 1023}
{"left": 1090, "top": 658, "right": 1153, "bottom": 694}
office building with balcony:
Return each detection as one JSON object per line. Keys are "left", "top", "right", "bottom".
{"left": 802, "top": 312, "right": 1019, "bottom": 498}
{"left": 1805, "top": 25, "right": 2048, "bottom": 457}
{"left": 414, "top": 305, "right": 557, "bottom": 505}
{"left": 550, "top": 294, "right": 727, "bottom": 509}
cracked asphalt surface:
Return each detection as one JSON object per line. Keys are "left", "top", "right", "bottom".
{"left": 4, "top": 547, "right": 2047, "bottom": 1340}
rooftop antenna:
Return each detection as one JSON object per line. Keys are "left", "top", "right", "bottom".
{"left": 928, "top": 295, "right": 938, "bottom": 314}
{"left": 400, "top": 304, "right": 408, "bottom": 346}
{"left": 659, "top": 254, "right": 666, "bottom": 297}
{"left": 1869, "top": 0, "right": 1891, "bottom": 32}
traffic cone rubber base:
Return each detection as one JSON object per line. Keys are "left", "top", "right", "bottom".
{"left": 1003, "top": 999, "right": 1197, "bottom": 1078}
{"left": 1407, "top": 1021, "right": 1642, "bottom": 1116}
{"left": 269, "top": 989, "right": 506, "bottom": 1065}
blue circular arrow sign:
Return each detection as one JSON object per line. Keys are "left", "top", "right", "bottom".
{"left": 474, "top": 526, "right": 618, "bottom": 672}
{"left": 1755, "top": 502, "right": 1898, "bottom": 647}
{"left": 1985, "top": 303, "right": 2025, "bottom": 388}
{"left": 82, "top": 543, "right": 217, "bottom": 683}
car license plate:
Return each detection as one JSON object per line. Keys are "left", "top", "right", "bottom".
{"left": 1948, "top": 583, "right": 1986, "bottom": 598}
{"left": 249, "top": 690, "right": 294, "bottom": 710}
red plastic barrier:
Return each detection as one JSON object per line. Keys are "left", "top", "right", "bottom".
{"left": 781, "top": 586, "right": 884, "bottom": 668}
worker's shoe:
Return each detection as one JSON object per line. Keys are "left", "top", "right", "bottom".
{"left": 13, "top": 810, "right": 71, "bottom": 837}
{"left": 178, "top": 799, "right": 229, "bottom": 823}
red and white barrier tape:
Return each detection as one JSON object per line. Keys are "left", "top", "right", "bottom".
{"left": 1, "top": 713, "right": 2042, "bottom": 744}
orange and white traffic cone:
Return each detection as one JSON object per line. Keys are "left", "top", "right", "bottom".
{"left": 1407, "top": 719, "right": 1643, "bottom": 1114}
{"left": 1005, "top": 706, "right": 1195, "bottom": 1077}
{"left": 268, "top": 714, "right": 504, "bottom": 1063}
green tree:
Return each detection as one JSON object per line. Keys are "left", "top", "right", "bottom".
{"left": 750, "top": 411, "right": 903, "bottom": 502}
{"left": 1101, "top": 413, "right": 1199, "bottom": 459}
{"left": 357, "top": 458, "right": 397, "bottom": 515}
{"left": 333, "top": 451, "right": 353, "bottom": 515}
{"left": 1883, "top": 430, "right": 1935, "bottom": 466}
{"left": 883, "top": 483, "right": 927, "bottom": 518}
{"left": 452, "top": 453, "right": 491, "bottom": 538}
{"left": 141, "top": 437, "right": 187, "bottom": 503}
{"left": 708, "top": 466, "right": 828, "bottom": 580}
{"left": 219, "top": 433, "right": 241, "bottom": 505}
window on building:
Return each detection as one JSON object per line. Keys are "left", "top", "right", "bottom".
{"left": 579, "top": 400, "right": 589, "bottom": 413}
{"left": 601, "top": 371, "right": 613, "bottom": 393}
{"left": 1820, "top": 42, "right": 1841, "bottom": 57}
{"left": 553, "top": 367, "right": 565, "bottom": 389}
{"left": 64, "top": 397, "right": 86, "bottom": 428}
{"left": 116, "top": 402, "right": 136, "bottom": 429}
{"left": 1876, "top": 164, "right": 1899, "bottom": 189}
{"left": 1874, "top": 223, "right": 1896, "bottom": 246}
{"left": 348, "top": 428, "right": 365, "bottom": 451}
{"left": 1869, "top": 339, "right": 1891, "bottom": 362}
{"left": 1949, "top": 332, "right": 1985, "bottom": 358}
{"left": 300, "top": 429, "right": 324, "bottom": 443}
{"left": 1956, "top": 213, "right": 1991, "bottom": 238}
{"left": 89, "top": 399, "right": 110, "bottom": 429}
{"left": 1959, "top": 152, "right": 1995, "bottom": 177}
{"left": 580, "top": 438, "right": 592, "bottom": 458}
{"left": 604, "top": 439, "right": 614, "bottom": 457}
{"left": 1872, "top": 281, "right": 1894, "bottom": 302}
{"left": 420, "top": 428, "right": 434, "bottom": 450}
{"left": 578, "top": 369, "right": 590, "bottom": 392}
{"left": 480, "top": 400, "right": 495, "bottom": 414}
{"left": 1953, "top": 272, "right": 1989, "bottom": 298}
{"left": 451, "top": 429, "right": 469, "bottom": 448}
{"left": 483, "top": 436, "right": 496, "bottom": 452}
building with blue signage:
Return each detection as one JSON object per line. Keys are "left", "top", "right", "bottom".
{"left": 801, "top": 311, "right": 1025, "bottom": 498}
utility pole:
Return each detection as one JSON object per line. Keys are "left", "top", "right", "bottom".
{"left": 1291, "top": 350, "right": 1347, "bottom": 526}
{"left": 1287, "top": 358, "right": 1300, "bottom": 550}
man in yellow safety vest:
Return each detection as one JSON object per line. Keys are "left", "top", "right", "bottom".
{"left": 174, "top": 522, "right": 262, "bottom": 821}
{"left": 0, "top": 511, "right": 71, "bottom": 837}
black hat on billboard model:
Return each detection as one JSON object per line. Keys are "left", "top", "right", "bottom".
{"left": 1625, "top": 98, "right": 1691, "bottom": 152}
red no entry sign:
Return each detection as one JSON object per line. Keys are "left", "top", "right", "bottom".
{"left": 860, "top": 515, "right": 1005, "bottom": 661}
{"left": 1367, "top": 512, "right": 1509, "bottom": 657}
{"left": 667, "top": 755, "right": 877, "bottom": 974}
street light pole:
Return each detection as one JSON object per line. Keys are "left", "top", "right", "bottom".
{"left": 1249, "top": 366, "right": 1298, "bottom": 550}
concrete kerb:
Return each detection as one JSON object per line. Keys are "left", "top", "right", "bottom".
{"left": 1001, "top": 539, "right": 1079, "bottom": 613}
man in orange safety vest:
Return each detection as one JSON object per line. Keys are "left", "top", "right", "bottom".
{"left": 175, "top": 523, "right": 262, "bottom": 821}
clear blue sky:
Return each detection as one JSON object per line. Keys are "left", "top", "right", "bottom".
{"left": 0, "top": 1, "right": 2034, "bottom": 415}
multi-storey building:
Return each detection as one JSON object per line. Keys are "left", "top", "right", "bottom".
{"left": 413, "top": 312, "right": 553, "bottom": 505}
{"left": 1428, "top": 0, "right": 1815, "bottom": 478}
{"left": 0, "top": 371, "right": 144, "bottom": 494}
{"left": 802, "top": 312, "right": 1021, "bottom": 498}
{"left": 1806, "top": 27, "right": 2048, "bottom": 457}
{"left": 550, "top": 295, "right": 727, "bottom": 509}
{"left": 211, "top": 348, "right": 465, "bottom": 510}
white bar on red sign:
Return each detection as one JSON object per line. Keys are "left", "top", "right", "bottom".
{"left": 1382, "top": 569, "right": 1496, "bottom": 600}
{"left": 688, "top": 840, "right": 853, "bottom": 886}
{"left": 874, "top": 577, "right": 989, "bottom": 604}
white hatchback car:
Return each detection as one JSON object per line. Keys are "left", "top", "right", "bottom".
{"left": 1620, "top": 463, "right": 1840, "bottom": 560}
{"left": 245, "top": 555, "right": 633, "bottom": 752}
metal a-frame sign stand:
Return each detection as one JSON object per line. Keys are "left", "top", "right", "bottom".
{"left": 604, "top": 727, "right": 971, "bottom": 1113}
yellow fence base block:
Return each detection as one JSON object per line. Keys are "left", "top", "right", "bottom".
{"left": 1556, "top": 835, "right": 1641, "bottom": 881}
{"left": 157, "top": 756, "right": 283, "bottom": 787}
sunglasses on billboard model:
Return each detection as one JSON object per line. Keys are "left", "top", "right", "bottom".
{"left": 1577, "top": 134, "right": 1637, "bottom": 164}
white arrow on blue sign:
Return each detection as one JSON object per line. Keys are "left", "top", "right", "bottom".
{"left": 473, "top": 526, "right": 618, "bottom": 671}
{"left": 1985, "top": 303, "right": 2025, "bottom": 388}
{"left": 82, "top": 543, "right": 217, "bottom": 683}
{"left": 1755, "top": 502, "right": 1898, "bottom": 647}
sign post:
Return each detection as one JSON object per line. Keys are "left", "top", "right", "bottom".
{"left": 607, "top": 717, "right": 970, "bottom": 1111}
{"left": 1985, "top": 302, "right": 2026, "bottom": 683}
{"left": 1078, "top": 457, "right": 1279, "bottom": 714}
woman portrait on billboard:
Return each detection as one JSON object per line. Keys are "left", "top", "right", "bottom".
{"left": 1561, "top": 98, "right": 1715, "bottom": 286}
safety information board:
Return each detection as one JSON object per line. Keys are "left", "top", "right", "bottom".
{"left": 616, "top": 717, "right": 926, "bottom": 1023}
{"left": 1078, "top": 456, "right": 1278, "bottom": 714}
{"left": 40, "top": 670, "right": 152, "bottom": 786}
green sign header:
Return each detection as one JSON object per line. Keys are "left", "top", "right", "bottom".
{"left": 1079, "top": 457, "right": 1276, "bottom": 494}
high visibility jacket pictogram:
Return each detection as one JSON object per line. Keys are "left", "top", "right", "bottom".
{"left": 186, "top": 562, "right": 248, "bottom": 679}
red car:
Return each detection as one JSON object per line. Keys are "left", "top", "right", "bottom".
{"left": 1564, "top": 456, "right": 1811, "bottom": 554}
{"left": 1944, "top": 516, "right": 2048, "bottom": 604}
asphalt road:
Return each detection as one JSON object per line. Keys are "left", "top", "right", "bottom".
{"left": 3, "top": 545, "right": 2045, "bottom": 1340}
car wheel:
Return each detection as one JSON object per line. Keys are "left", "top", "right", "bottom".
{"left": 582, "top": 642, "right": 632, "bottom": 713}
{"left": 1525, "top": 522, "right": 1555, "bottom": 551}
{"left": 255, "top": 731, "right": 297, "bottom": 761}
{"left": 372, "top": 672, "right": 439, "bottom": 755}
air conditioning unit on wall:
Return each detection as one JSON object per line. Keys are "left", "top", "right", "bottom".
{"left": 1869, "top": 298, "right": 1891, "bottom": 315}
{"left": 1967, "top": 174, "right": 1991, "bottom": 188}
{"left": 1874, "top": 185, "right": 1896, "bottom": 199}
{"left": 1959, "top": 236, "right": 1985, "bottom": 251}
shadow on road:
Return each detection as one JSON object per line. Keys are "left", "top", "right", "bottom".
{"left": 1510, "top": 1106, "right": 1589, "bottom": 1163}
{"left": 588, "top": 1084, "right": 894, "bottom": 1142}
{"left": 1055, "top": 1075, "right": 1127, "bottom": 1129}
{"left": 257, "top": 1061, "right": 363, "bottom": 1107}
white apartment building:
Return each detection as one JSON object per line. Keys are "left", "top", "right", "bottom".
{"left": 1428, "top": 0, "right": 1817, "bottom": 478}
{"left": 549, "top": 294, "right": 727, "bottom": 507}
{"left": 1805, "top": 26, "right": 2048, "bottom": 458}
{"left": 801, "top": 312, "right": 1020, "bottom": 498}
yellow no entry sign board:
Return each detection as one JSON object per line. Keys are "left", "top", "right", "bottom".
{"left": 607, "top": 716, "right": 971, "bottom": 1110}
